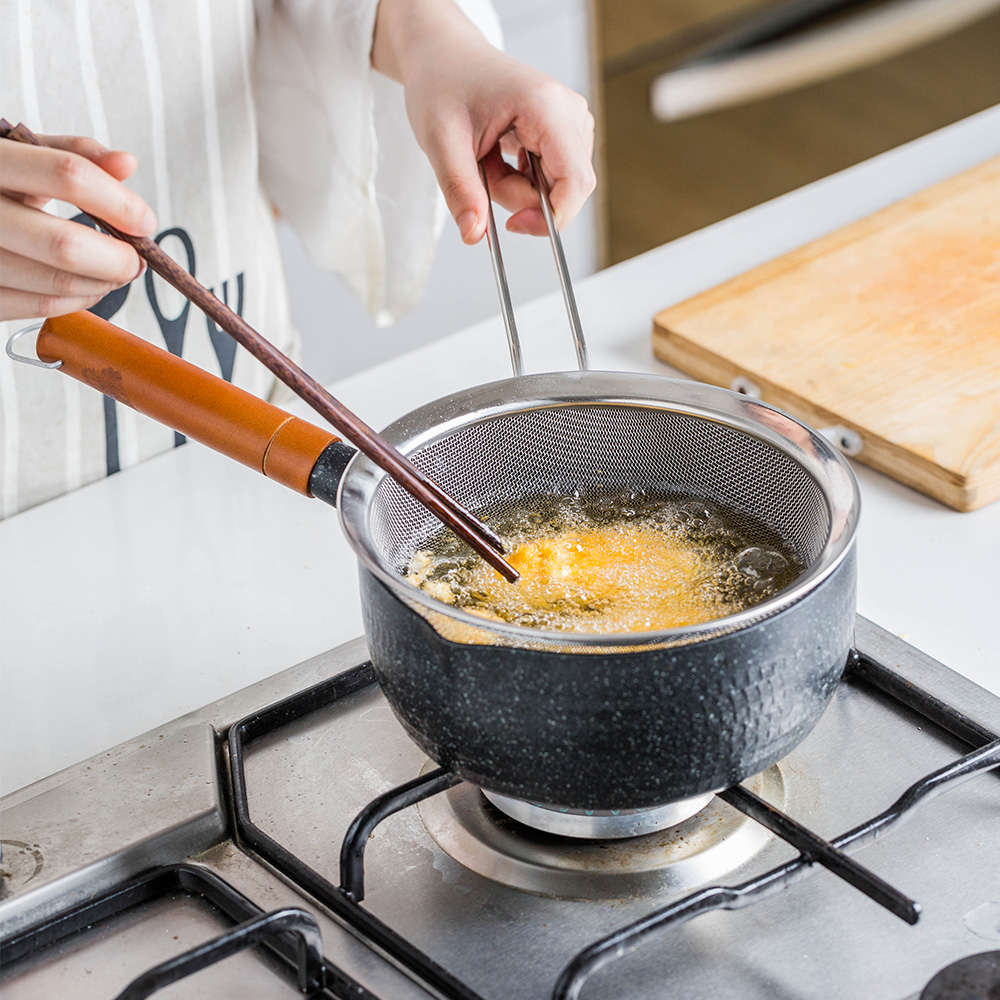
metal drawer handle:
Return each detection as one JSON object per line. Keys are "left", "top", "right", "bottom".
{"left": 651, "top": 0, "right": 1000, "bottom": 122}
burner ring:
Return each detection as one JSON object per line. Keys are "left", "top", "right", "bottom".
{"left": 920, "top": 952, "right": 1000, "bottom": 1000}
{"left": 418, "top": 764, "right": 785, "bottom": 900}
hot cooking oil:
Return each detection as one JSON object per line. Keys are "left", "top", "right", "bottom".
{"left": 405, "top": 491, "right": 801, "bottom": 633}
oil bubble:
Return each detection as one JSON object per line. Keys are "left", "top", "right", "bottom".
{"left": 736, "top": 547, "right": 788, "bottom": 579}
{"left": 736, "top": 547, "right": 767, "bottom": 578}
{"left": 678, "top": 500, "right": 717, "bottom": 527}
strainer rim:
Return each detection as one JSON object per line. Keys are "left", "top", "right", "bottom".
{"left": 338, "top": 372, "right": 860, "bottom": 648}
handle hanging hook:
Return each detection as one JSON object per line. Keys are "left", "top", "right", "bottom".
{"left": 5, "top": 323, "right": 62, "bottom": 369}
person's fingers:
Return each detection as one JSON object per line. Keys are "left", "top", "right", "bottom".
{"left": 1, "top": 191, "right": 52, "bottom": 211}
{"left": 480, "top": 148, "right": 534, "bottom": 208}
{"left": 505, "top": 206, "right": 546, "bottom": 236}
{"left": 479, "top": 150, "right": 547, "bottom": 236}
{"left": 480, "top": 145, "right": 592, "bottom": 238}
{"left": 0, "top": 286, "right": 106, "bottom": 323}
{"left": 480, "top": 88, "right": 596, "bottom": 237}
{"left": 506, "top": 159, "right": 594, "bottom": 235}
{"left": 0, "top": 247, "right": 118, "bottom": 299}
{"left": 533, "top": 138, "right": 596, "bottom": 231}
{"left": 39, "top": 134, "right": 139, "bottom": 182}
{"left": 0, "top": 196, "right": 144, "bottom": 284}
{"left": 421, "top": 120, "right": 492, "bottom": 244}
{"left": 0, "top": 138, "right": 154, "bottom": 236}
{"left": 505, "top": 89, "right": 596, "bottom": 233}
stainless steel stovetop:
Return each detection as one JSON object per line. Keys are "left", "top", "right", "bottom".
{"left": 1, "top": 617, "right": 998, "bottom": 1000}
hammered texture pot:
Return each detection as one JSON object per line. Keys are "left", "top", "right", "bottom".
{"left": 360, "top": 546, "right": 856, "bottom": 811}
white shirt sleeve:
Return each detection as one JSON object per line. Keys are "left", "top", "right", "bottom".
{"left": 252, "top": 0, "right": 502, "bottom": 326}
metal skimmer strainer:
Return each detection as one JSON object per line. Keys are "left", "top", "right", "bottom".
{"left": 339, "top": 371, "right": 857, "bottom": 652}
{"left": 339, "top": 154, "right": 858, "bottom": 654}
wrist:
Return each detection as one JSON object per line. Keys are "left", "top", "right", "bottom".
{"left": 372, "top": 0, "right": 489, "bottom": 84}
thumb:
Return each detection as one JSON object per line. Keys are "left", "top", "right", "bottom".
{"left": 427, "top": 130, "right": 491, "bottom": 245}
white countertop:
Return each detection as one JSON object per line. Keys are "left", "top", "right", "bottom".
{"left": 3, "top": 108, "right": 999, "bottom": 797}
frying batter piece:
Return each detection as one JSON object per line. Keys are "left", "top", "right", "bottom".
{"left": 406, "top": 494, "right": 798, "bottom": 635}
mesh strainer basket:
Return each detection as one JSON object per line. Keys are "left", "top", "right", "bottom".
{"left": 339, "top": 370, "right": 860, "bottom": 653}
{"left": 342, "top": 161, "right": 857, "bottom": 653}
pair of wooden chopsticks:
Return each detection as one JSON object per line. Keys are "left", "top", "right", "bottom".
{"left": 0, "top": 119, "right": 518, "bottom": 582}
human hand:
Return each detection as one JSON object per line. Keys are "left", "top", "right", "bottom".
{"left": 372, "top": 0, "right": 596, "bottom": 244}
{"left": 0, "top": 135, "right": 156, "bottom": 321}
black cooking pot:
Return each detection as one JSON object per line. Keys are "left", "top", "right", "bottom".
{"left": 360, "top": 556, "right": 855, "bottom": 809}
{"left": 32, "top": 314, "right": 860, "bottom": 812}
{"left": 333, "top": 372, "right": 860, "bottom": 810}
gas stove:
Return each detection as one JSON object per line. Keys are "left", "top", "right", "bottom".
{"left": 2, "top": 616, "right": 998, "bottom": 1000}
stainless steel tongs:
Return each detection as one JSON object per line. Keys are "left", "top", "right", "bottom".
{"left": 479, "top": 151, "right": 590, "bottom": 374}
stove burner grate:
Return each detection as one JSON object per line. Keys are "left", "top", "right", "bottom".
{"left": 226, "top": 649, "right": 1000, "bottom": 1000}
{"left": 229, "top": 663, "right": 486, "bottom": 1000}
{"left": 0, "top": 863, "right": 369, "bottom": 1000}
{"left": 554, "top": 731, "right": 1000, "bottom": 1000}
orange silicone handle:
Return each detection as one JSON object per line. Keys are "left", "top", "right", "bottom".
{"left": 37, "top": 311, "right": 340, "bottom": 496}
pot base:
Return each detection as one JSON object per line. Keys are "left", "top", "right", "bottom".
{"left": 481, "top": 789, "right": 715, "bottom": 839}
{"left": 418, "top": 763, "right": 785, "bottom": 900}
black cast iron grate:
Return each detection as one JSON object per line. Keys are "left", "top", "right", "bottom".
{"left": 0, "top": 862, "right": 375, "bottom": 999}
{"left": 228, "top": 663, "right": 487, "bottom": 1000}
{"left": 228, "top": 652, "right": 1000, "bottom": 1000}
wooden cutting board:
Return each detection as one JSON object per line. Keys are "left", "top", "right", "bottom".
{"left": 653, "top": 157, "right": 1000, "bottom": 511}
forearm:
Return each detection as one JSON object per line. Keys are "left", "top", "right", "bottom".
{"left": 371, "top": 0, "right": 488, "bottom": 84}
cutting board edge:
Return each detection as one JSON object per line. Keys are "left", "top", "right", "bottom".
{"left": 654, "top": 157, "right": 1000, "bottom": 328}
{"left": 651, "top": 323, "right": 997, "bottom": 513}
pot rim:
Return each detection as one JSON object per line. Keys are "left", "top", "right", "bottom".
{"left": 338, "top": 371, "right": 861, "bottom": 649}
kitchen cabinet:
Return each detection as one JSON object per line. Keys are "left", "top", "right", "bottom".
{"left": 595, "top": 0, "right": 1000, "bottom": 264}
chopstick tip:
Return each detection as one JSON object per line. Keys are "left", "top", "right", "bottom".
{"left": 482, "top": 545, "right": 520, "bottom": 584}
